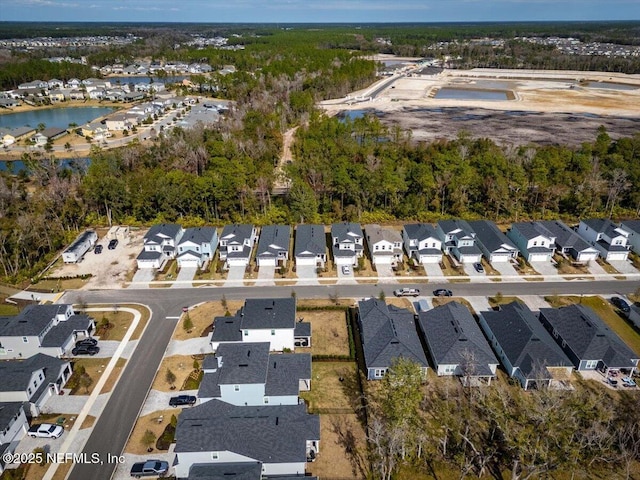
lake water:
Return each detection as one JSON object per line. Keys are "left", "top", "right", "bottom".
{"left": 0, "top": 157, "right": 90, "bottom": 174}
{"left": 108, "top": 75, "right": 188, "bottom": 86}
{"left": 435, "top": 88, "right": 510, "bottom": 101}
{"left": 0, "top": 107, "right": 116, "bottom": 130}
{"left": 585, "top": 81, "right": 638, "bottom": 91}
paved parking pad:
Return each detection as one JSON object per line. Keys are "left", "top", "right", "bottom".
{"left": 224, "top": 265, "right": 246, "bottom": 286}
{"left": 166, "top": 337, "right": 211, "bottom": 357}
{"left": 296, "top": 265, "right": 319, "bottom": 285}
{"left": 531, "top": 261, "right": 560, "bottom": 277}
{"left": 424, "top": 262, "right": 444, "bottom": 279}
{"left": 130, "top": 268, "right": 155, "bottom": 288}
{"left": 375, "top": 264, "right": 395, "bottom": 283}
{"left": 492, "top": 261, "right": 520, "bottom": 279}
{"left": 337, "top": 267, "right": 356, "bottom": 285}
{"left": 608, "top": 260, "right": 639, "bottom": 275}
{"left": 257, "top": 265, "right": 276, "bottom": 285}
{"left": 173, "top": 266, "right": 197, "bottom": 287}
{"left": 463, "top": 263, "right": 488, "bottom": 282}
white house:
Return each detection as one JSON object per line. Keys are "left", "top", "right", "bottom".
{"left": 364, "top": 224, "right": 403, "bottom": 266}
{"left": 620, "top": 220, "right": 640, "bottom": 255}
{"left": 468, "top": 220, "right": 519, "bottom": 263}
{"left": 176, "top": 227, "right": 218, "bottom": 269}
{"left": 0, "top": 403, "right": 29, "bottom": 473}
{"left": 538, "top": 220, "right": 599, "bottom": 263}
{"left": 402, "top": 223, "right": 442, "bottom": 264}
{"left": 136, "top": 223, "right": 185, "bottom": 270}
{"left": 506, "top": 221, "right": 556, "bottom": 262}
{"left": 62, "top": 230, "right": 98, "bottom": 263}
{"left": 331, "top": 222, "right": 364, "bottom": 266}
{"left": 256, "top": 225, "right": 290, "bottom": 267}
{"left": 577, "top": 219, "right": 631, "bottom": 261}
{"left": 295, "top": 225, "right": 327, "bottom": 267}
{"left": 219, "top": 224, "right": 258, "bottom": 267}
{"left": 436, "top": 220, "right": 482, "bottom": 264}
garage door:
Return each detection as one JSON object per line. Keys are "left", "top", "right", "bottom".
{"left": 257, "top": 258, "right": 277, "bottom": 267}
{"left": 296, "top": 257, "right": 316, "bottom": 266}
{"left": 490, "top": 254, "right": 512, "bottom": 263}
{"left": 460, "top": 255, "right": 481, "bottom": 264}
{"left": 607, "top": 253, "right": 628, "bottom": 261}
{"left": 420, "top": 255, "right": 441, "bottom": 264}
{"left": 334, "top": 256, "right": 354, "bottom": 266}
{"left": 228, "top": 257, "right": 249, "bottom": 267}
{"left": 529, "top": 253, "right": 550, "bottom": 262}
{"left": 179, "top": 259, "right": 200, "bottom": 268}
{"left": 373, "top": 255, "right": 393, "bottom": 265}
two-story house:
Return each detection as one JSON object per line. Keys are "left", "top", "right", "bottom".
{"left": 620, "top": 220, "right": 640, "bottom": 255}
{"left": 295, "top": 225, "right": 327, "bottom": 267}
{"left": 402, "top": 223, "right": 443, "bottom": 265}
{"left": 0, "top": 304, "right": 94, "bottom": 359}
{"left": 467, "top": 220, "right": 519, "bottom": 263}
{"left": 331, "top": 222, "right": 364, "bottom": 267}
{"left": 577, "top": 219, "right": 631, "bottom": 261}
{"left": 364, "top": 224, "right": 404, "bottom": 266}
{"left": 436, "top": 220, "right": 482, "bottom": 264}
{"left": 538, "top": 220, "right": 599, "bottom": 263}
{"left": 218, "top": 224, "right": 258, "bottom": 267}
{"left": 176, "top": 227, "right": 218, "bottom": 269}
{"left": 506, "top": 221, "right": 556, "bottom": 263}
{"left": 0, "top": 403, "right": 29, "bottom": 474}
{"left": 198, "top": 342, "right": 311, "bottom": 406}
{"left": 256, "top": 225, "right": 291, "bottom": 267}
{"left": 136, "top": 223, "right": 185, "bottom": 270}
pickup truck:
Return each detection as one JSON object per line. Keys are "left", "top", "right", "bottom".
{"left": 169, "top": 395, "right": 197, "bottom": 407}
{"left": 28, "top": 423, "right": 64, "bottom": 439}
{"left": 130, "top": 460, "right": 169, "bottom": 478}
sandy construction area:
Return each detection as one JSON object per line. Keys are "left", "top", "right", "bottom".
{"left": 321, "top": 68, "right": 640, "bottom": 145}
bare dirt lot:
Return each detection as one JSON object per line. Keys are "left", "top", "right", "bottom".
{"left": 322, "top": 68, "right": 640, "bottom": 145}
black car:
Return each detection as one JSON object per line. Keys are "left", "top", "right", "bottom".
{"left": 94, "top": 244, "right": 103, "bottom": 254}
{"left": 433, "top": 289, "right": 453, "bottom": 297}
{"left": 71, "top": 345, "right": 100, "bottom": 356}
{"left": 610, "top": 296, "right": 631, "bottom": 313}
{"left": 169, "top": 395, "right": 197, "bottom": 407}
{"left": 76, "top": 337, "right": 98, "bottom": 347}
{"left": 108, "top": 239, "right": 118, "bottom": 250}
{"left": 474, "top": 262, "right": 484, "bottom": 273}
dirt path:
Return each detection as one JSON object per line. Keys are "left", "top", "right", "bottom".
{"left": 273, "top": 126, "right": 298, "bottom": 192}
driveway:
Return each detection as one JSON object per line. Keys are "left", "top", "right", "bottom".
{"left": 518, "top": 295, "right": 553, "bottom": 311}
{"left": 465, "top": 296, "right": 492, "bottom": 315}
{"left": 257, "top": 265, "right": 276, "bottom": 285}
{"left": 532, "top": 260, "right": 560, "bottom": 277}
{"left": 173, "top": 266, "right": 197, "bottom": 288}
{"left": 587, "top": 260, "right": 609, "bottom": 276}
{"left": 337, "top": 266, "right": 356, "bottom": 285}
{"left": 224, "top": 265, "right": 246, "bottom": 286}
{"left": 140, "top": 389, "right": 199, "bottom": 417}
{"left": 463, "top": 263, "right": 488, "bottom": 282}
{"left": 375, "top": 263, "right": 395, "bottom": 283}
{"left": 296, "top": 265, "right": 319, "bottom": 285}
{"left": 114, "top": 453, "right": 175, "bottom": 480}
{"left": 424, "top": 262, "right": 444, "bottom": 279}
{"left": 166, "top": 337, "right": 211, "bottom": 357}
{"left": 130, "top": 268, "right": 154, "bottom": 288}
{"left": 492, "top": 261, "right": 520, "bottom": 280}
{"left": 608, "top": 260, "right": 639, "bottom": 275}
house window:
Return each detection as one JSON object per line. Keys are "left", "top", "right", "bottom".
{"left": 375, "top": 245, "right": 379, "bottom": 251}
{"left": 271, "top": 329, "right": 275, "bottom": 336}
{"left": 533, "top": 241, "right": 537, "bottom": 246}
{"left": 234, "top": 385, "right": 240, "bottom": 391}
{"left": 27, "top": 387, "right": 32, "bottom": 395}
{"left": 244, "top": 330, "right": 249, "bottom": 336}
{"left": 585, "top": 360, "right": 598, "bottom": 369}
{"left": 39, "top": 373, "right": 43, "bottom": 380}
{"left": 443, "top": 365, "right": 456, "bottom": 374}
{"left": 374, "top": 368, "right": 387, "bottom": 378}
{"left": 33, "top": 380, "right": 38, "bottom": 388}
{"left": 22, "top": 337, "right": 28, "bottom": 343}
{"left": 264, "top": 397, "right": 269, "bottom": 404}
{"left": 211, "top": 452, "right": 219, "bottom": 460}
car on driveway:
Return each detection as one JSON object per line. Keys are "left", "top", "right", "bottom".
{"left": 610, "top": 296, "right": 631, "bottom": 313}
{"left": 607, "top": 376, "right": 618, "bottom": 387}
{"left": 71, "top": 344, "right": 100, "bottom": 356}
{"left": 433, "top": 289, "right": 453, "bottom": 297}
{"left": 394, "top": 288, "right": 420, "bottom": 297}
{"left": 28, "top": 423, "right": 64, "bottom": 439}
{"left": 341, "top": 265, "right": 351, "bottom": 275}
{"left": 76, "top": 337, "right": 98, "bottom": 348}
{"left": 169, "top": 395, "right": 196, "bottom": 407}
{"left": 94, "top": 244, "right": 103, "bottom": 254}
{"left": 130, "top": 459, "right": 169, "bottom": 478}
{"left": 474, "top": 262, "right": 484, "bottom": 273}
{"left": 622, "top": 376, "right": 637, "bottom": 388}
{"left": 108, "top": 239, "right": 118, "bottom": 250}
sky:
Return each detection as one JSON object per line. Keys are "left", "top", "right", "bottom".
{"left": 1, "top": 0, "right": 639, "bottom": 23}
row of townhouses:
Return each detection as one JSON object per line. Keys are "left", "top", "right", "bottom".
{"left": 132, "top": 218, "right": 640, "bottom": 272}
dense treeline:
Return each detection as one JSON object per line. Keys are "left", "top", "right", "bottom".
{"left": 363, "top": 359, "right": 640, "bottom": 480}
{"left": 0, "top": 59, "right": 96, "bottom": 90}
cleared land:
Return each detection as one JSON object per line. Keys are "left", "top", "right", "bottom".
{"left": 300, "top": 309, "right": 350, "bottom": 357}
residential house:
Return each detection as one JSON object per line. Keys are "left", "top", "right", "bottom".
{"left": 620, "top": 220, "right": 640, "bottom": 255}
{"left": 577, "top": 219, "right": 631, "bottom": 261}
{"left": 331, "top": 222, "right": 364, "bottom": 267}
{"left": 0, "top": 353, "right": 72, "bottom": 415}
{"left": 538, "top": 220, "right": 599, "bottom": 263}
{"left": 295, "top": 225, "right": 327, "bottom": 268}
{"left": 88, "top": 88, "right": 105, "bottom": 100}
{"left": 356, "top": 298, "right": 428, "bottom": 380}
{"left": 1, "top": 127, "right": 35, "bottom": 147}
{"left": 0, "top": 98, "right": 21, "bottom": 108}
{"left": 436, "top": 220, "right": 483, "bottom": 264}
{"left": 198, "top": 342, "right": 311, "bottom": 406}
{"left": 418, "top": 302, "right": 498, "bottom": 382}
{"left": 0, "top": 403, "right": 28, "bottom": 473}
{"left": 105, "top": 113, "right": 134, "bottom": 131}
{"left": 402, "top": 223, "right": 443, "bottom": 265}
{"left": 176, "top": 227, "right": 218, "bottom": 269}
{"left": 18, "top": 80, "right": 48, "bottom": 90}
{"left": 506, "top": 221, "right": 556, "bottom": 262}
{"left": 210, "top": 298, "right": 310, "bottom": 352}
{"left": 48, "top": 90, "right": 66, "bottom": 102}
{"left": 136, "top": 223, "right": 185, "bottom": 270}
{"left": 124, "top": 91, "right": 145, "bottom": 102}
{"left": 256, "top": 225, "right": 290, "bottom": 267}
{"left": 173, "top": 401, "right": 320, "bottom": 478}
{"left": 184, "top": 463, "right": 315, "bottom": 480}
{"left": 62, "top": 230, "right": 98, "bottom": 263}
{"left": 468, "top": 220, "right": 518, "bottom": 263}
{"left": 32, "top": 127, "right": 68, "bottom": 145}
{"left": 68, "top": 89, "right": 85, "bottom": 100}
{"left": 47, "top": 79, "right": 64, "bottom": 89}
{"left": 364, "top": 224, "right": 404, "bottom": 266}
{"left": 479, "top": 302, "right": 573, "bottom": 389}
{"left": 66, "top": 78, "right": 82, "bottom": 88}
{"left": 0, "top": 304, "right": 94, "bottom": 359}
{"left": 80, "top": 122, "right": 110, "bottom": 141}
{"left": 218, "top": 224, "right": 258, "bottom": 267}
{"left": 539, "top": 304, "right": 639, "bottom": 374}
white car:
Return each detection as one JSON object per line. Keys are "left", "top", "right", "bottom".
{"left": 394, "top": 288, "right": 420, "bottom": 297}
{"left": 28, "top": 423, "right": 64, "bottom": 439}
{"left": 341, "top": 265, "right": 351, "bottom": 275}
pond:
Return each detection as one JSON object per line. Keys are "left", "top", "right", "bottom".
{"left": 338, "top": 110, "right": 372, "bottom": 122}
{"left": 584, "top": 81, "right": 638, "bottom": 91}
{"left": 0, "top": 107, "right": 116, "bottom": 130}
{"left": 434, "top": 88, "right": 511, "bottom": 101}
{"left": 0, "top": 157, "right": 90, "bottom": 174}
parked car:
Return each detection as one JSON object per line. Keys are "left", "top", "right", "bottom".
{"left": 28, "top": 423, "right": 64, "bottom": 439}
{"left": 71, "top": 344, "right": 100, "bottom": 356}
{"left": 394, "top": 288, "right": 420, "bottom": 297}
{"left": 474, "top": 262, "right": 484, "bottom": 273}
{"left": 75, "top": 337, "right": 98, "bottom": 348}
{"left": 341, "top": 265, "right": 351, "bottom": 275}
{"left": 622, "top": 376, "right": 637, "bottom": 388}
{"left": 610, "top": 296, "right": 631, "bottom": 313}
{"left": 94, "top": 244, "right": 103, "bottom": 254}
{"left": 169, "top": 395, "right": 197, "bottom": 407}
{"left": 433, "top": 289, "right": 453, "bottom": 297}
{"left": 108, "top": 239, "right": 118, "bottom": 250}
{"left": 606, "top": 376, "right": 618, "bottom": 387}
{"left": 130, "top": 459, "right": 169, "bottom": 478}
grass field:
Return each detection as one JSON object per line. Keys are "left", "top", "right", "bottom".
{"left": 301, "top": 361, "right": 360, "bottom": 412}
{"left": 300, "top": 310, "right": 350, "bottom": 357}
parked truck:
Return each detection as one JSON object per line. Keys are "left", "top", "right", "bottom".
{"left": 130, "top": 460, "right": 169, "bottom": 478}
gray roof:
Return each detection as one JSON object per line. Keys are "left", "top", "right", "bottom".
{"left": 481, "top": 302, "right": 572, "bottom": 378}
{"left": 174, "top": 400, "right": 320, "bottom": 463}
{"left": 540, "top": 304, "right": 639, "bottom": 368}
{"left": 216, "top": 343, "right": 270, "bottom": 385}
{"left": 418, "top": 302, "right": 497, "bottom": 376}
{"left": 364, "top": 224, "right": 402, "bottom": 245}
{"left": 136, "top": 250, "right": 162, "bottom": 261}
{"left": 40, "top": 126, "right": 67, "bottom": 139}
{"left": 538, "top": 220, "right": 593, "bottom": 253}
{"left": 41, "top": 315, "right": 93, "bottom": 347}
{"left": 265, "top": 353, "right": 311, "bottom": 396}
{"left": 178, "top": 227, "right": 217, "bottom": 247}
{"left": 621, "top": 220, "right": 640, "bottom": 235}
{"left": 0, "top": 304, "right": 70, "bottom": 337}
{"left": 403, "top": 223, "right": 438, "bottom": 243}
{"left": 357, "top": 298, "right": 428, "bottom": 370}
{"left": 295, "top": 224, "right": 326, "bottom": 257}
{"left": 511, "top": 221, "right": 555, "bottom": 241}
{"left": 63, "top": 230, "right": 96, "bottom": 256}
{"left": 187, "top": 463, "right": 262, "bottom": 480}
{"left": 437, "top": 219, "right": 475, "bottom": 238}
{"left": 198, "top": 356, "right": 222, "bottom": 398}
{"left": 220, "top": 224, "right": 254, "bottom": 244}
{"left": 331, "top": 222, "right": 364, "bottom": 243}
{"left": 0, "top": 353, "right": 68, "bottom": 398}
{"left": 210, "top": 316, "right": 242, "bottom": 344}
{"left": 581, "top": 218, "right": 619, "bottom": 237}
{"left": 294, "top": 321, "right": 311, "bottom": 338}
{"left": 0, "top": 402, "right": 24, "bottom": 433}
{"left": 144, "top": 223, "right": 183, "bottom": 245}
{"left": 467, "top": 220, "right": 517, "bottom": 255}
{"left": 256, "top": 225, "right": 290, "bottom": 259}
{"left": 240, "top": 298, "right": 296, "bottom": 330}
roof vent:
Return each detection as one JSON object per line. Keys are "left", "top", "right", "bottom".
{"left": 239, "top": 364, "right": 249, "bottom": 367}
{"left": 276, "top": 417, "right": 279, "bottom": 426}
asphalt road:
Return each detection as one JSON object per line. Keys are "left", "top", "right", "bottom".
{"left": 60, "top": 279, "right": 639, "bottom": 479}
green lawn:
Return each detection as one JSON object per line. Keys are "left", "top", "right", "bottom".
{"left": 300, "top": 361, "right": 359, "bottom": 413}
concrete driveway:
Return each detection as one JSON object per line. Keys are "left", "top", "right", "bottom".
{"left": 166, "top": 337, "right": 211, "bottom": 357}
{"left": 463, "top": 263, "right": 488, "bottom": 282}
{"left": 518, "top": 295, "right": 553, "bottom": 311}
{"left": 173, "top": 266, "right": 197, "bottom": 287}
{"left": 130, "top": 268, "right": 154, "bottom": 288}
{"left": 465, "top": 296, "right": 492, "bottom": 315}
{"left": 140, "top": 389, "right": 199, "bottom": 417}
{"left": 532, "top": 260, "right": 560, "bottom": 277}
{"left": 375, "top": 263, "right": 395, "bottom": 283}
{"left": 587, "top": 260, "right": 609, "bottom": 276}
{"left": 296, "top": 265, "right": 319, "bottom": 285}
{"left": 224, "top": 265, "right": 246, "bottom": 286}
{"left": 492, "top": 261, "right": 521, "bottom": 280}
{"left": 257, "top": 265, "right": 276, "bottom": 285}
{"left": 424, "top": 262, "right": 444, "bottom": 279}
{"left": 337, "top": 266, "right": 356, "bottom": 285}
{"left": 608, "top": 260, "right": 639, "bottom": 275}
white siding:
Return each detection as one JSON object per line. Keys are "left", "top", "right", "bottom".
{"left": 243, "top": 329, "right": 294, "bottom": 351}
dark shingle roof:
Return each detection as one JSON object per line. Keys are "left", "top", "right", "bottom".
{"left": 178, "top": 227, "right": 217, "bottom": 247}
{"left": 220, "top": 224, "right": 254, "bottom": 243}
{"left": 538, "top": 220, "right": 591, "bottom": 253}
{"left": 0, "top": 354, "right": 67, "bottom": 397}
{"left": 256, "top": 225, "right": 290, "bottom": 258}
{"left": 621, "top": 220, "right": 640, "bottom": 235}
{"left": 63, "top": 230, "right": 96, "bottom": 256}
{"left": 540, "top": 304, "right": 639, "bottom": 368}
{"left": 210, "top": 316, "right": 243, "bottom": 344}
{"left": 467, "top": 220, "right": 517, "bottom": 254}
{"left": 0, "top": 402, "right": 24, "bottom": 432}
{"left": 331, "top": 222, "right": 363, "bottom": 243}
{"left": 357, "top": 298, "right": 428, "bottom": 370}
{"left": 0, "top": 304, "right": 70, "bottom": 337}
{"left": 295, "top": 225, "right": 326, "bottom": 257}
{"left": 403, "top": 223, "right": 438, "bottom": 242}
{"left": 187, "top": 463, "right": 262, "bottom": 480}
{"left": 294, "top": 321, "right": 311, "bottom": 338}
{"left": 511, "top": 221, "right": 555, "bottom": 241}
{"left": 216, "top": 343, "right": 270, "bottom": 385}
{"left": 144, "top": 223, "right": 182, "bottom": 244}
{"left": 418, "top": 302, "right": 497, "bottom": 376}
{"left": 265, "top": 353, "right": 311, "bottom": 396}
{"left": 240, "top": 298, "right": 296, "bottom": 330}
{"left": 481, "top": 302, "right": 571, "bottom": 378}
{"left": 175, "top": 401, "right": 319, "bottom": 463}
{"left": 136, "top": 250, "right": 162, "bottom": 261}
{"left": 41, "top": 315, "right": 93, "bottom": 348}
